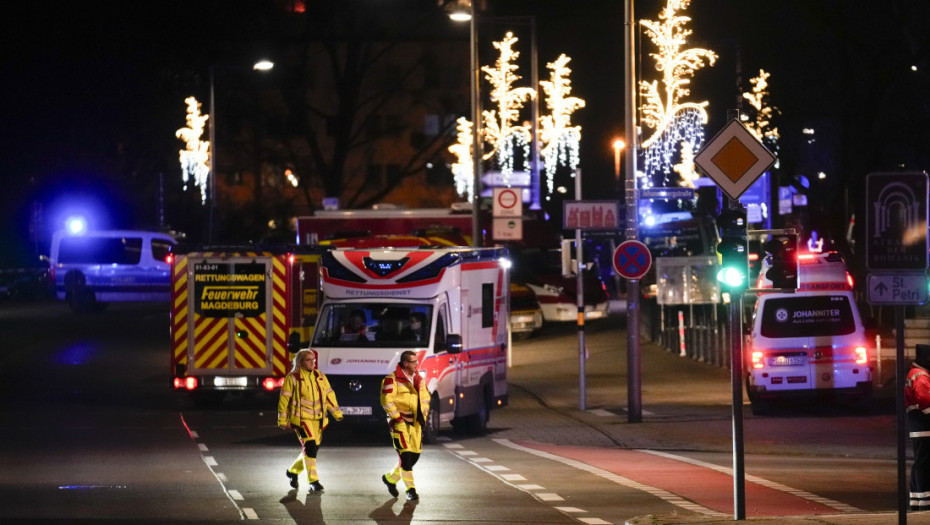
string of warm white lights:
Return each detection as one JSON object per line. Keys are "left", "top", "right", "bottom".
{"left": 481, "top": 32, "right": 536, "bottom": 185}
{"left": 539, "top": 54, "right": 584, "bottom": 197}
{"left": 742, "top": 69, "right": 781, "bottom": 168}
{"left": 175, "top": 96, "right": 211, "bottom": 204}
{"left": 448, "top": 117, "right": 475, "bottom": 201}
{"left": 638, "top": 0, "right": 716, "bottom": 188}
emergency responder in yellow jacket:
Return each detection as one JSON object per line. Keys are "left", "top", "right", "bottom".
{"left": 277, "top": 349, "right": 343, "bottom": 492}
{"left": 380, "top": 350, "right": 429, "bottom": 501}
{"left": 907, "top": 344, "right": 930, "bottom": 510}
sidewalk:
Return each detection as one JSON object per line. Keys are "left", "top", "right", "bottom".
{"left": 498, "top": 320, "right": 913, "bottom": 525}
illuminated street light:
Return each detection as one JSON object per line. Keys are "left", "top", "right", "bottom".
{"left": 208, "top": 59, "right": 274, "bottom": 242}
{"left": 612, "top": 138, "right": 626, "bottom": 180}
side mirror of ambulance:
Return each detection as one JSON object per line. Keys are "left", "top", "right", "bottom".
{"left": 287, "top": 332, "right": 302, "bottom": 354}
{"left": 445, "top": 334, "right": 463, "bottom": 354}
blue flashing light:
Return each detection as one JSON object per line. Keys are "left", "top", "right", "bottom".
{"left": 65, "top": 216, "right": 88, "bottom": 235}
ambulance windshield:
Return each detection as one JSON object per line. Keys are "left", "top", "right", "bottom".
{"left": 311, "top": 303, "right": 434, "bottom": 348}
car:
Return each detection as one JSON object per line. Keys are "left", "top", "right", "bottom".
{"left": 746, "top": 250, "right": 871, "bottom": 414}
{"left": 49, "top": 229, "right": 177, "bottom": 312}
{"left": 511, "top": 247, "right": 609, "bottom": 323}
{"left": 509, "top": 282, "right": 544, "bottom": 339}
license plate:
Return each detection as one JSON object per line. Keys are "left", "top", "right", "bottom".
{"left": 770, "top": 356, "right": 806, "bottom": 366}
{"left": 213, "top": 376, "right": 248, "bottom": 387}
{"left": 341, "top": 406, "right": 373, "bottom": 416}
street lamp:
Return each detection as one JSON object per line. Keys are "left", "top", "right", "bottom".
{"left": 208, "top": 59, "right": 274, "bottom": 243}
{"left": 612, "top": 138, "right": 626, "bottom": 180}
{"left": 449, "top": 5, "right": 540, "bottom": 245}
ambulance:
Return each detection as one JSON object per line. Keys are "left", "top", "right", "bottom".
{"left": 309, "top": 246, "right": 510, "bottom": 442}
{"left": 746, "top": 251, "right": 871, "bottom": 414}
{"left": 169, "top": 245, "right": 325, "bottom": 406}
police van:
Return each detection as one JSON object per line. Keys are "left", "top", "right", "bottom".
{"left": 746, "top": 251, "right": 871, "bottom": 414}
{"left": 50, "top": 229, "right": 177, "bottom": 312}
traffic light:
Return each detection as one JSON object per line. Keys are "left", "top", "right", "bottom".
{"left": 763, "top": 234, "right": 798, "bottom": 289}
{"left": 716, "top": 207, "right": 748, "bottom": 290}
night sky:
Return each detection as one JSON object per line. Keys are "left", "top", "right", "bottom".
{"left": 2, "top": 0, "right": 928, "bottom": 266}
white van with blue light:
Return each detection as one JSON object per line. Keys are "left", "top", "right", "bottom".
{"left": 49, "top": 229, "right": 177, "bottom": 312}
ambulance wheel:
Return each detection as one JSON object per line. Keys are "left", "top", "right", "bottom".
{"left": 466, "top": 386, "right": 491, "bottom": 435}
{"left": 423, "top": 394, "right": 440, "bottom": 444}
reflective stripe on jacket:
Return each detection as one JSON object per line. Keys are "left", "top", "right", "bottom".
{"left": 381, "top": 365, "right": 429, "bottom": 426}
{"left": 277, "top": 369, "right": 342, "bottom": 428}
{"left": 906, "top": 366, "right": 930, "bottom": 437}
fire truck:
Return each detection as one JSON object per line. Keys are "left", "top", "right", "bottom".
{"left": 309, "top": 246, "right": 510, "bottom": 442}
{"left": 169, "top": 245, "right": 325, "bottom": 406}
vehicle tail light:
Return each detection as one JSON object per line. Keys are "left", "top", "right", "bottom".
{"left": 750, "top": 351, "right": 764, "bottom": 369}
{"left": 288, "top": 253, "right": 295, "bottom": 265}
{"left": 263, "top": 377, "right": 285, "bottom": 391}
{"left": 846, "top": 272, "right": 855, "bottom": 290}
{"left": 174, "top": 376, "right": 198, "bottom": 390}
{"left": 165, "top": 253, "right": 174, "bottom": 265}
{"left": 748, "top": 253, "right": 759, "bottom": 262}
{"left": 855, "top": 346, "right": 868, "bottom": 365}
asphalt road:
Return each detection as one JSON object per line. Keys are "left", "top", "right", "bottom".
{"left": 0, "top": 299, "right": 905, "bottom": 523}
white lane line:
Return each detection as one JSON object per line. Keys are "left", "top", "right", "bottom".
{"left": 500, "top": 474, "right": 526, "bottom": 481}
{"left": 470, "top": 457, "right": 493, "bottom": 463}
{"left": 579, "top": 518, "right": 611, "bottom": 524}
{"left": 443, "top": 443, "right": 464, "bottom": 449}
{"left": 198, "top": 443, "right": 209, "bottom": 452}
{"left": 494, "top": 438, "right": 727, "bottom": 518}
{"left": 516, "top": 484, "right": 545, "bottom": 490}
{"left": 640, "top": 450, "right": 862, "bottom": 513}
{"left": 536, "top": 493, "right": 565, "bottom": 501}
{"left": 457, "top": 450, "right": 478, "bottom": 456}
{"left": 555, "top": 507, "right": 587, "bottom": 513}
{"left": 228, "top": 490, "right": 244, "bottom": 501}
{"left": 179, "top": 413, "right": 252, "bottom": 521}
{"left": 485, "top": 465, "right": 510, "bottom": 471}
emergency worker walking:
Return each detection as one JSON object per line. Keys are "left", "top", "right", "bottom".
{"left": 906, "top": 344, "right": 930, "bottom": 510}
{"left": 278, "top": 349, "right": 343, "bottom": 492}
{"left": 380, "top": 350, "right": 429, "bottom": 501}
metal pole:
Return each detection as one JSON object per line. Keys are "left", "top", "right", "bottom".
{"left": 897, "top": 306, "right": 908, "bottom": 525}
{"left": 470, "top": 10, "right": 482, "bottom": 247}
{"left": 529, "top": 16, "right": 541, "bottom": 211}
{"left": 208, "top": 66, "right": 216, "bottom": 244}
{"left": 576, "top": 168, "right": 586, "bottom": 410}
{"left": 729, "top": 295, "right": 746, "bottom": 520}
{"left": 624, "top": 0, "right": 642, "bottom": 423}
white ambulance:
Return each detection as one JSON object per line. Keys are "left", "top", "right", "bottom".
{"left": 309, "top": 246, "right": 510, "bottom": 442}
{"left": 746, "top": 251, "right": 871, "bottom": 414}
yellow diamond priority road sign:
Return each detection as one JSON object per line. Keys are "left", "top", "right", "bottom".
{"left": 694, "top": 119, "right": 776, "bottom": 200}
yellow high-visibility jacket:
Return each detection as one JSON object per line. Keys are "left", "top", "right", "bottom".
{"left": 380, "top": 365, "right": 429, "bottom": 427}
{"left": 278, "top": 368, "right": 343, "bottom": 430}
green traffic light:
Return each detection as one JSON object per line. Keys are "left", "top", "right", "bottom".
{"left": 716, "top": 266, "right": 746, "bottom": 287}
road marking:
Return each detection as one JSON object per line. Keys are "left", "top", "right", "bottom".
{"left": 641, "top": 450, "right": 862, "bottom": 513}
{"left": 443, "top": 443, "right": 464, "bottom": 449}
{"left": 588, "top": 409, "right": 613, "bottom": 417}
{"left": 198, "top": 443, "right": 209, "bottom": 452}
{"left": 494, "top": 438, "right": 727, "bottom": 518}
{"left": 448, "top": 443, "right": 612, "bottom": 525}
{"left": 457, "top": 450, "right": 478, "bottom": 456}
{"left": 228, "top": 490, "right": 243, "bottom": 501}
{"left": 179, "top": 413, "right": 254, "bottom": 521}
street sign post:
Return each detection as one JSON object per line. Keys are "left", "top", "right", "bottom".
{"left": 694, "top": 119, "right": 776, "bottom": 201}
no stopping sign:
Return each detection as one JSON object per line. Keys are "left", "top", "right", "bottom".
{"left": 612, "top": 240, "right": 652, "bottom": 280}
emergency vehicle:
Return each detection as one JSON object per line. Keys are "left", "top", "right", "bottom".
{"left": 309, "top": 246, "right": 510, "bottom": 443}
{"left": 169, "top": 245, "right": 325, "bottom": 405}
{"left": 746, "top": 251, "right": 871, "bottom": 414}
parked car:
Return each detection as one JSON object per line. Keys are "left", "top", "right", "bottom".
{"left": 510, "top": 282, "right": 544, "bottom": 339}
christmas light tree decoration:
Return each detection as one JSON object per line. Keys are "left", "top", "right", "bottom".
{"left": 175, "top": 96, "right": 211, "bottom": 204}
{"left": 742, "top": 69, "right": 780, "bottom": 167}
{"left": 481, "top": 32, "right": 536, "bottom": 184}
{"left": 639, "top": 0, "right": 717, "bottom": 187}
{"left": 448, "top": 117, "right": 475, "bottom": 202}
{"left": 538, "top": 54, "right": 585, "bottom": 195}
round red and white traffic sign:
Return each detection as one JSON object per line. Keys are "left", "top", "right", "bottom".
{"left": 612, "top": 240, "right": 652, "bottom": 280}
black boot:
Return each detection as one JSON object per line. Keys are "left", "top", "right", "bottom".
{"left": 285, "top": 471, "right": 298, "bottom": 489}
{"left": 309, "top": 481, "right": 324, "bottom": 492}
{"left": 382, "top": 475, "right": 399, "bottom": 498}
{"left": 405, "top": 487, "right": 418, "bottom": 501}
